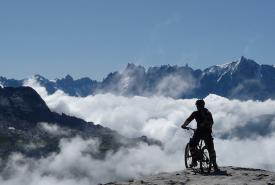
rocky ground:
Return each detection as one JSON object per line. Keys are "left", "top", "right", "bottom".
{"left": 103, "top": 166, "right": 275, "bottom": 185}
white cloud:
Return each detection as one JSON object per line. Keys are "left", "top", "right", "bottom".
{"left": 155, "top": 74, "right": 196, "bottom": 98}
{"left": 6, "top": 77, "right": 273, "bottom": 184}
{"left": 0, "top": 137, "right": 184, "bottom": 185}
{"left": 38, "top": 122, "right": 70, "bottom": 136}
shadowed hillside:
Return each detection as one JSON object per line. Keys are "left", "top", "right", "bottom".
{"left": 0, "top": 86, "right": 161, "bottom": 159}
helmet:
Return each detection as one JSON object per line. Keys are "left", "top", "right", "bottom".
{"left": 195, "top": 99, "right": 205, "bottom": 107}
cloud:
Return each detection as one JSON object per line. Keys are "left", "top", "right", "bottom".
{"left": 8, "top": 77, "right": 274, "bottom": 184}
{"left": 216, "top": 134, "right": 275, "bottom": 171}
{"left": 26, "top": 78, "right": 275, "bottom": 140}
{"left": 38, "top": 122, "right": 71, "bottom": 136}
{"left": 89, "top": 65, "right": 196, "bottom": 98}
{"left": 155, "top": 74, "right": 196, "bottom": 98}
{"left": 0, "top": 137, "right": 183, "bottom": 185}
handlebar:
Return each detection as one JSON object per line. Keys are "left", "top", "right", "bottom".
{"left": 182, "top": 126, "right": 196, "bottom": 131}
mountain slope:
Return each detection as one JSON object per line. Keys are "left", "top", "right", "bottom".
{"left": 104, "top": 166, "right": 275, "bottom": 185}
{"left": 0, "top": 86, "right": 161, "bottom": 159}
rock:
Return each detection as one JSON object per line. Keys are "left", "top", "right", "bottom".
{"left": 104, "top": 166, "right": 275, "bottom": 185}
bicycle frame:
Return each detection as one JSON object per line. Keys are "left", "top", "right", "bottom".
{"left": 186, "top": 128, "right": 205, "bottom": 159}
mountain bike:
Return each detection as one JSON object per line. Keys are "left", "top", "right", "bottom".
{"left": 183, "top": 127, "right": 212, "bottom": 173}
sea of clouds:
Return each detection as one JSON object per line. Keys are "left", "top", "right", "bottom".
{"left": 0, "top": 77, "right": 274, "bottom": 185}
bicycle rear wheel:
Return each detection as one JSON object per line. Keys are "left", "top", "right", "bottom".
{"left": 200, "top": 146, "right": 211, "bottom": 173}
{"left": 184, "top": 143, "right": 192, "bottom": 168}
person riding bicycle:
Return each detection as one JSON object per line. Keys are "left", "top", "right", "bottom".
{"left": 181, "top": 99, "right": 220, "bottom": 172}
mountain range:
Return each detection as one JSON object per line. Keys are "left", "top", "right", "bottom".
{"left": 1, "top": 56, "right": 275, "bottom": 100}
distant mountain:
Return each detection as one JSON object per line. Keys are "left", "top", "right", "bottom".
{"left": 198, "top": 56, "right": 275, "bottom": 100}
{"left": 1, "top": 56, "right": 275, "bottom": 100}
{"left": 0, "top": 86, "right": 161, "bottom": 159}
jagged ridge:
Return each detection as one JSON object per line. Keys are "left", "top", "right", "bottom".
{"left": 1, "top": 56, "right": 275, "bottom": 100}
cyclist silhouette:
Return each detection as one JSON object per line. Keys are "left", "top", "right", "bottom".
{"left": 181, "top": 99, "right": 220, "bottom": 172}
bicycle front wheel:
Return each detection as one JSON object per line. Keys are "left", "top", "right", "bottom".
{"left": 185, "top": 143, "right": 192, "bottom": 169}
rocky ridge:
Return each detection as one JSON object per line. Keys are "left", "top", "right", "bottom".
{"left": 103, "top": 166, "right": 275, "bottom": 185}
{"left": 1, "top": 57, "right": 275, "bottom": 100}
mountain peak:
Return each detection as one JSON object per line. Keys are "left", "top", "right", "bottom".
{"left": 238, "top": 56, "right": 258, "bottom": 66}
{"left": 125, "top": 63, "right": 145, "bottom": 72}
{"left": 64, "top": 74, "right": 74, "bottom": 81}
{"left": 205, "top": 56, "right": 259, "bottom": 75}
{"left": 126, "top": 63, "right": 137, "bottom": 69}
{"left": 235, "top": 56, "right": 260, "bottom": 73}
{"left": 240, "top": 56, "right": 247, "bottom": 61}
{"left": 0, "top": 86, "right": 51, "bottom": 123}
{"left": 33, "top": 74, "right": 47, "bottom": 81}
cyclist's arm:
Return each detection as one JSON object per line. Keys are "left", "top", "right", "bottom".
{"left": 181, "top": 112, "right": 196, "bottom": 128}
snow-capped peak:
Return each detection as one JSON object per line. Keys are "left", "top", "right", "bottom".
{"left": 204, "top": 61, "right": 238, "bottom": 76}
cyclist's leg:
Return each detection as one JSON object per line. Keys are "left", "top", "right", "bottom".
{"left": 189, "top": 131, "right": 201, "bottom": 166}
{"left": 204, "top": 133, "right": 219, "bottom": 171}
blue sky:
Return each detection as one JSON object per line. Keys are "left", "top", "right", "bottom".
{"left": 0, "top": 0, "right": 275, "bottom": 80}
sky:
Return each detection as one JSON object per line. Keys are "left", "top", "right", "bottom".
{"left": 0, "top": 0, "right": 275, "bottom": 80}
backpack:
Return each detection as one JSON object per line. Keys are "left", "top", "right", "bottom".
{"left": 200, "top": 109, "right": 213, "bottom": 129}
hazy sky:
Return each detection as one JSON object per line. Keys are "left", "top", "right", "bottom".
{"left": 0, "top": 0, "right": 274, "bottom": 80}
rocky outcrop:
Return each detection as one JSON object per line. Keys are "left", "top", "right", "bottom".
{"left": 103, "top": 166, "right": 275, "bottom": 185}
